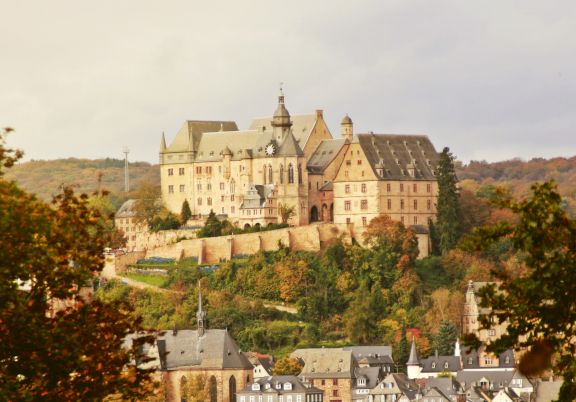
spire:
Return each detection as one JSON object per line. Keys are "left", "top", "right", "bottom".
{"left": 271, "top": 85, "right": 292, "bottom": 143}
{"left": 407, "top": 337, "right": 420, "bottom": 366}
{"left": 160, "top": 131, "right": 167, "bottom": 152}
{"left": 196, "top": 281, "right": 207, "bottom": 336}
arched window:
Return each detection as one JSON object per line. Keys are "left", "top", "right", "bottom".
{"left": 230, "top": 179, "right": 236, "bottom": 194}
{"left": 263, "top": 165, "right": 267, "bottom": 184}
{"left": 207, "top": 197, "right": 212, "bottom": 206}
{"left": 280, "top": 165, "right": 284, "bottom": 184}
{"left": 298, "top": 164, "right": 302, "bottom": 184}
{"left": 209, "top": 376, "right": 217, "bottom": 402}
{"left": 432, "top": 362, "right": 436, "bottom": 368}
{"left": 468, "top": 357, "right": 473, "bottom": 365}
{"left": 269, "top": 165, "right": 273, "bottom": 183}
{"left": 198, "top": 198, "right": 202, "bottom": 206}
{"left": 229, "top": 376, "right": 237, "bottom": 402}
{"left": 288, "top": 164, "right": 294, "bottom": 184}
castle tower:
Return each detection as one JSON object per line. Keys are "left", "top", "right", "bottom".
{"left": 196, "top": 281, "right": 207, "bottom": 336}
{"left": 341, "top": 114, "right": 353, "bottom": 142}
{"left": 463, "top": 280, "right": 479, "bottom": 336}
{"left": 406, "top": 337, "right": 422, "bottom": 379}
{"left": 271, "top": 88, "right": 293, "bottom": 144}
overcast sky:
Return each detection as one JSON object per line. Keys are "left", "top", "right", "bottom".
{"left": 1, "top": 1, "right": 575, "bottom": 166}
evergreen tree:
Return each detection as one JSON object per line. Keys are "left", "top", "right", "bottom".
{"left": 181, "top": 199, "right": 192, "bottom": 225}
{"left": 436, "top": 147, "right": 463, "bottom": 254}
{"left": 344, "top": 281, "right": 378, "bottom": 344}
{"left": 434, "top": 319, "right": 458, "bottom": 356}
{"left": 197, "top": 210, "right": 222, "bottom": 238}
{"left": 397, "top": 324, "right": 409, "bottom": 373}
{"left": 427, "top": 218, "right": 441, "bottom": 256}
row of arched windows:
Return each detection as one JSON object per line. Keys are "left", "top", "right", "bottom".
{"left": 263, "top": 164, "right": 303, "bottom": 185}
{"left": 197, "top": 198, "right": 213, "bottom": 206}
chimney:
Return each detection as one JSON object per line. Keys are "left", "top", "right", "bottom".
{"left": 172, "top": 323, "right": 178, "bottom": 336}
{"left": 315, "top": 110, "right": 323, "bottom": 119}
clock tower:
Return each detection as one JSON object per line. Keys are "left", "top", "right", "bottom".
{"left": 271, "top": 88, "right": 293, "bottom": 144}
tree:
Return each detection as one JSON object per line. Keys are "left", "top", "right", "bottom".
{"left": 278, "top": 203, "right": 296, "bottom": 224}
{"left": 436, "top": 147, "right": 463, "bottom": 254}
{"left": 108, "top": 227, "right": 128, "bottom": 249}
{"left": 181, "top": 200, "right": 192, "bottom": 225}
{"left": 0, "top": 128, "right": 156, "bottom": 401}
{"left": 344, "top": 281, "right": 379, "bottom": 344}
{"left": 197, "top": 210, "right": 222, "bottom": 238}
{"left": 273, "top": 357, "right": 303, "bottom": 376}
{"left": 180, "top": 373, "right": 209, "bottom": 402}
{"left": 434, "top": 320, "right": 458, "bottom": 356}
{"left": 396, "top": 325, "right": 409, "bottom": 373}
{"left": 462, "top": 180, "right": 576, "bottom": 401}
{"left": 132, "top": 182, "right": 162, "bottom": 229}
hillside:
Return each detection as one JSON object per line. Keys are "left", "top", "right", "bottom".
{"left": 4, "top": 158, "right": 160, "bottom": 204}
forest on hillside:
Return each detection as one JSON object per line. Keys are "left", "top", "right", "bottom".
{"left": 4, "top": 158, "right": 160, "bottom": 206}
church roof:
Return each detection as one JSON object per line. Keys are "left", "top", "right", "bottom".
{"left": 164, "top": 120, "right": 239, "bottom": 153}
{"left": 407, "top": 338, "right": 420, "bottom": 366}
{"left": 352, "top": 134, "right": 441, "bottom": 181}
{"left": 249, "top": 113, "right": 318, "bottom": 151}
{"left": 307, "top": 138, "right": 348, "bottom": 174}
{"left": 277, "top": 131, "right": 305, "bottom": 157}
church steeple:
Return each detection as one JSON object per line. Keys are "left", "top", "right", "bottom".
{"left": 197, "top": 281, "right": 207, "bottom": 336}
{"left": 271, "top": 86, "right": 292, "bottom": 144}
{"left": 406, "top": 337, "right": 421, "bottom": 379}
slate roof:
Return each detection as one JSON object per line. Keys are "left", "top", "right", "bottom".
{"left": 406, "top": 338, "right": 420, "bottom": 366}
{"left": 240, "top": 183, "right": 275, "bottom": 209}
{"left": 165, "top": 120, "right": 239, "bottom": 153}
{"left": 291, "top": 349, "right": 357, "bottom": 379}
{"left": 342, "top": 346, "right": 393, "bottom": 361}
{"left": 196, "top": 130, "right": 261, "bottom": 161}
{"left": 306, "top": 139, "right": 348, "bottom": 174}
{"left": 277, "top": 131, "right": 305, "bottom": 157}
{"left": 352, "top": 367, "right": 382, "bottom": 390}
{"left": 456, "top": 369, "right": 531, "bottom": 391}
{"left": 409, "top": 225, "right": 429, "bottom": 235}
{"left": 249, "top": 113, "right": 319, "bottom": 151}
{"left": 368, "top": 373, "right": 422, "bottom": 400}
{"left": 352, "top": 134, "right": 440, "bottom": 181}
{"left": 319, "top": 182, "right": 333, "bottom": 191}
{"left": 535, "top": 381, "right": 562, "bottom": 402}
{"left": 124, "top": 329, "right": 253, "bottom": 370}
{"left": 460, "top": 343, "right": 515, "bottom": 369}
{"left": 423, "top": 378, "right": 460, "bottom": 396}
{"left": 237, "top": 375, "right": 322, "bottom": 395}
{"left": 422, "top": 387, "right": 451, "bottom": 401}
{"left": 116, "top": 199, "right": 137, "bottom": 219}
{"left": 253, "top": 357, "right": 275, "bottom": 375}
{"left": 420, "top": 352, "right": 461, "bottom": 373}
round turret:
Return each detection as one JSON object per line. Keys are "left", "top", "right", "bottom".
{"left": 341, "top": 114, "right": 353, "bottom": 141}
{"left": 342, "top": 114, "right": 353, "bottom": 125}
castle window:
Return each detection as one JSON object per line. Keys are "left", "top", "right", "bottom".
{"left": 427, "top": 184, "right": 431, "bottom": 193}
{"left": 362, "top": 217, "right": 367, "bottom": 226}
{"left": 231, "top": 195, "right": 235, "bottom": 201}
{"left": 387, "top": 199, "right": 392, "bottom": 210}
{"left": 345, "top": 185, "right": 350, "bottom": 194}
{"left": 298, "top": 164, "right": 303, "bottom": 184}
{"left": 168, "top": 185, "right": 174, "bottom": 193}
{"left": 219, "top": 166, "right": 222, "bottom": 173}
{"left": 280, "top": 165, "right": 284, "bottom": 184}
{"left": 361, "top": 184, "right": 367, "bottom": 193}
{"left": 401, "top": 216, "right": 404, "bottom": 223}
{"left": 207, "top": 197, "right": 212, "bottom": 206}
{"left": 346, "top": 218, "right": 351, "bottom": 224}
{"left": 263, "top": 165, "right": 267, "bottom": 184}
{"left": 179, "top": 168, "right": 185, "bottom": 175}
{"left": 345, "top": 171, "right": 349, "bottom": 177}
{"left": 401, "top": 200, "right": 404, "bottom": 210}
{"left": 413, "top": 184, "right": 417, "bottom": 192}
{"left": 400, "top": 183, "right": 404, "bottom": 192}
{"left": 414, "top": 200, "right": 418, "bottom": 210}
{"left": 269, "top": 165, "right": 273, "bottom": 183}
{"left": 197, "top": 180, "right": 202, "bottom": 191}
{"left": 207, "top": 179, "right": 212, "bottom": 190}
{"left": 198, "top": 198, "right": 202, "bottom": 205}
{"left": 220, "top": 183, "right": 225, "bottom": 190}
{"left": 316, "top": 181, "right": 319, "bottom": 190}
{"left": 345, "top": 201, "right": 351, "bottom": 210}
{"left": 301, "top": 203, "right": 306, "bottom": 215}
{"left": 427, "top": 200, "right": 431, "bottom": 210}
{"left": 196, "top": 166, "right": 202, "bottom": 174}
{"left": 230, "top": 180, "right": 236, "bottom": 193}
{"left": 357, "top": 160, "right": 362, "bottom": 165}
{"left": 180, "top": 185, "right": 185, "bottom": 193}
{"left": 288, "top": 164, "right": 294, "bottom": 184}
{"left": 168, "top": 168, "right": 173, "bottom": 176}
{"left": 207, "top": 166, "right": 212, "bottom": 174}
{"left": 221, "top": 196, "right": 225, "bottom": 202}
{"left": 414, "top": 217, "right": 418, "bottom": 225}
{"left": 489, "top": 329, "right": 496, "bottom": 336}
{"left": 485, "top": 357, "right": 492, "bottom": 365}
{"left": 231, "top": 206, "right": 235, "bottom": 213}
{"left": 361, "top": 200, "right": 368, "bottom": 210}
{"left": 346, "top": 160, "right": 351, "bottom": 166}
{"left": 387, "top": 183, "right": 391, "bottom": 192}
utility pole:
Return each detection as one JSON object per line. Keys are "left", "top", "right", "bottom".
{"left": 123, "top": 146, "right": 130, "bottom": 192}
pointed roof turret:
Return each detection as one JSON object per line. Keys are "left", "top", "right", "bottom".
{"left": 407, "top": 337, "right": 420, "bottom": 366}
{"left": 277, "top": 131, "right": 305, "bottom": 157}
{"left": 222, "top": 144, "right": 232, "bottom": 156}
{"left": 161, "top": 132, "right": 167, "bottom": 152}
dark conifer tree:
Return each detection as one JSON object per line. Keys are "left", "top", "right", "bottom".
{"left": 181, "top": 199, "right": 192, "bottom": 225}
{"left": 397, "top": 324, "right": 409, "bottom": 373}
{"left": 436, "top": 147, "right": 463, "bottom": 254}
{"left": 434, "top": 319, "right": 458, "bottom": 356}
{"left": 198, "top": 210, "right": 222, "bottom": 238}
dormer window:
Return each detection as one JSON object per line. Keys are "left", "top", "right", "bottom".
{"left": 252, "top": 384, "right": 260, "bottom": 391}
{"left": 505, "top": 356, "right": 510, "bottom": 364}
{"left": 444, "top": 362, "right": 449, "bottom": 369}
{"left": 358, "top": 379, "right": 366, "bottom": 386}
{"left": 431, "top": 362, "right": 436, "bottom": 369}
{"left": 468, "top": 358, "right": 473, "bottom": 365}
{"left": 210, "top": 151, "right": 214, "bottom": 157}
{"left": 276, "top": 384, "right": 282, "bottom": 390}
{"left": 283, "top": 383, "right": 292, "bottom": 391}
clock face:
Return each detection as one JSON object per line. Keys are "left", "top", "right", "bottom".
{"left": 265, "top": 144, "right": 275, "bottom": 156}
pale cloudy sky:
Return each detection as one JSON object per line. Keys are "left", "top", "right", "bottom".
{"left": 1, "top": 1, "right": 575, "bottom": 165}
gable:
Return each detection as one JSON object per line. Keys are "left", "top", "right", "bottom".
{"left": 334, "top": 143, "right": 379, "bottom": 182}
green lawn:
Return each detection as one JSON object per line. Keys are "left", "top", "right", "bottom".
{"left": 127, "top": 273, "right": 166, "bottom": 287}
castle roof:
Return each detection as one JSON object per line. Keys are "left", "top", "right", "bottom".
{"left": 164, "top": 120, "right": 239, "bottom": 154}
{"left": 115, "top": 199, "right": 137, "bottom": 219}
{"left": 291, "top": 348, "right": 357, "bottom": 379}
{"left": 249, "top": 113, "right": 319, "bottom": 151}
{"left": 307, "top": 138, "right": 348, "bottom": 174}
{"left": 407, "top": 338, "right": 420, "bottom": 366}
{"left": 277, "top": 131, "right": 305, "bottom": 157}
{"left": 352, "top": 134, "right": 441, "bottom": 181}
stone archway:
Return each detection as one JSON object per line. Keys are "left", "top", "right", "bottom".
{"left": 310, "top": 206, "right": 319, "bottom": 222}
{"left": 244, "top": 223, "right": 251, "bottom": 229}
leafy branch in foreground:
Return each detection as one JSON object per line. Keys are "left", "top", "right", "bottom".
{"left": 461, "top": 180, "right": 576, "bottom": 401}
